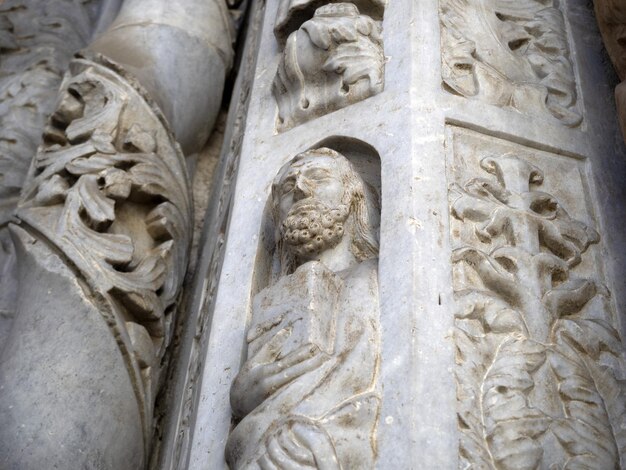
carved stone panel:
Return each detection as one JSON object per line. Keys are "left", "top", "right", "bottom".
{"left": 16, "top": 54, "right": 192, "bottom": 438}
{"left": 273, "top": 3, "right": 384, "bottom": 132}
{"left": 226, "top": 148, "right": 381, "bottom": 469}
{"left": 274, "top": 0, "right": 386, "bottom": 43}
{"left": 440, "top": 0, "right": 583, "bottom": 127}
{"left": 446, "top": 126, "right": 626, "bottom": 469}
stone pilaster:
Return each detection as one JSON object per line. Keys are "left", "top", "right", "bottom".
{"left": 184, "top": 0, "right": 626, "bottom": 468}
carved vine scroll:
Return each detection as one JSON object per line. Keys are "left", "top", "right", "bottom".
{"left": 15, "top": 55, "right": 192, "bottom": 439}
{"left": 447, "top": 128, "right": 626, "bottom": 469}
{"left": 273, "top": 3, "right": 384, "bottom": 132}
{"left": 440, "top": 0, "right": 582, "bottom": 127}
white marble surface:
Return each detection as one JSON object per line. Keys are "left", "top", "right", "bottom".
{"left": 183, "top": 0, "right": 626, "bottom": 467}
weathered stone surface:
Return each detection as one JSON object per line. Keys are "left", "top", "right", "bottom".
{"left": 2, "top": 0, "right": 626, "bottom": 469}
{"left": 0, "top": 226, "right": 144, "bottom": 469}
{"left": 274, "top": 0, "right": 386, "bottom": 43}
{"left": 226, "top": 149, "right": 381, "bottom": 469}
{"left": 595, "top": 0, "right": 626, "bottom": 141}
{"left": 181, "top": 0, "right": 626, "bottom": 469}
{"left": 153, "top": 1, "right": 267, "bottom": 467}
{"left": 273, "top": 3, "right": 384, "bottom": 132}
{"left": 0, "top": 0, "right": 99, "bottom": 353}
{"left": 0, "top": 53, "right": 192, "bottom": 468}
{"left": 0, "top": 0, "right": 235, "bottom": 467}
{"left": 447, "top": 126, "right": 625, "bottom": 469}
{"left": 440, "top": 0, "right": 582, "bottom": 127}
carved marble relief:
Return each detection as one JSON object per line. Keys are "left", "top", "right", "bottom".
{"left": 273, "top": 3, "right": 384, "bottom": 132}
{"left": 226, "top": 148, "right": 381, "bottom": 469}
{"left": 0, "top": 0, "right": 95, "bottom": 346}
{"left": 274, "top": 0, "right": 386, "bottom": 43}
{"left": 16, "top": 54, "right": 192, "bottom": 438}
{"left": 440, "top": 0, "right": 583, "bottom": 127}
{"left": 446, "top": 127, "right": 626, "bottom": 469}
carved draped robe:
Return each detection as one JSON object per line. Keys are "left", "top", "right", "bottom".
{"left": 226, "top": 259, "right": 381, "bottom": 469}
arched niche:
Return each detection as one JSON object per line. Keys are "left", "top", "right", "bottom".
{"left": 250, "top": 136, "right": 382, "bottom": 301}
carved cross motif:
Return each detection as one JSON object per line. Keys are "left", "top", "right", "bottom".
{"left": 450, "top": 153, "right": 625, "bottom": 469}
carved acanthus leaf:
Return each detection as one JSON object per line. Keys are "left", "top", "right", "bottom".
{"left": 454, "top": 291, "right": 531, "bottom": 469}
{"left": 0, "top": 0, "right": 93, "bottom": 200}
{"left": 0, "top": 1, "right": 96, "bottom": 339}
{"left": 453, "top": 248, "right": 522, "bottom": 305}
{"left": 483, "top": 338, "right": 550, "bottom": 470}
{"left": 440, "top": 0, "right": 582, "bottom": 127}
{"left": 450, "top": 151, "right": 624, "bottom": 469}
{"left": 16, "top": 56, "right": 192, "bottom": 435}
{"left": 274, "top": 0, "right": 386, "bottom": 43}
{"left": 456, "top": 290, "right": 528, "bottom": 336}
{"left": 549, "top": 341, "right": 619, "bottom": 468}
{"left": 273, "top": 3, "right": 384, "bottom": 131}
{"left": 543, "top": 278, "right": 598, "bottom": 318}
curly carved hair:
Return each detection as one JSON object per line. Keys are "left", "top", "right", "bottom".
{"left": 271, "top": 147, "right": 379, "bottom": 276}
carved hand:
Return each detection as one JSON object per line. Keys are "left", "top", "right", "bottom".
{"left": 230, "top": 329, "right": 329, "bottom": 418}
{"left": 258, "top": 419, "right": 340, "bottom": 470}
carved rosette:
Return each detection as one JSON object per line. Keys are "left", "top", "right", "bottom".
{"left": 273, "top": 3, "right": 384, "bottom": 131}
{"left": 15, "top": 55, "right": 192, "bottom": 439}
{"left": 440, "top": 0, "right": 582, "bottom": 127}
{"left": 449, "top": 149, "right": 626, "bottom": 468}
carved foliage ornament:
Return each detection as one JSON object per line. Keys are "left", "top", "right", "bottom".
{"left": 0, "top": 0, "right": 93, "bottom": 204}
{"left": 274, "top": 0, "right": 386, "bottom": 43}
{"left": 0, "top": 0, "right": 94, "bottom": 337}
{"left": 440, "top": 0, "right": 582, "bottom": 127}
{"left": 449, "top": 148, "right": 626, "bottom": 468}
{"left": 273, "top": 3, "right": 384, "bottom": 132}
{"left": 16, "top": 55, "right": 192, "bottom": 437}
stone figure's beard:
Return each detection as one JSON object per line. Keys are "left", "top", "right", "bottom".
{"left": 281, "top": 199, "right": 350, "bottom": 259}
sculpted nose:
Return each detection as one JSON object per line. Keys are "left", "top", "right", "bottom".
{"left": 293, "top": 175, "right": 311, "bottom": 200}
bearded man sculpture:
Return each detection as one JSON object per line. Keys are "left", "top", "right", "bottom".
{"left": 226, "top": 148, "right": 382, "bottom": 469}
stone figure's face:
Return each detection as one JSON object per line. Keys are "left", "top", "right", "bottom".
{"left": 276, "top": 155, "right": 351, "bottom": 260}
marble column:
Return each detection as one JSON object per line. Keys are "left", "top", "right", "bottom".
{"left": 0, "top": 0, "right": 234, "bottom": 468}
{"left": 0, "top": 0, "right": 121, "bottom": 352}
